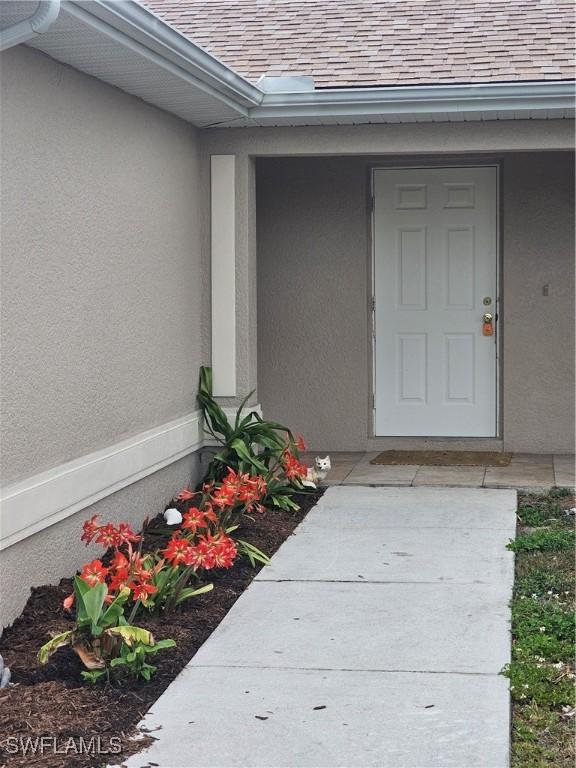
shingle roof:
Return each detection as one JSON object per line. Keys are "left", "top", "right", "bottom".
{"left": 141, "top": 0, "right": 575, "bottom": 89}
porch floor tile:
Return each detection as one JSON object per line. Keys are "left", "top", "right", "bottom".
{"left": 413, "top": 465, "right": 486, "bottom": 487}
{"left": 554, "top": 454, "right": 576, "bottom": 488}
{"left": 313, "top": 452, "right": 573, "bottom": 490}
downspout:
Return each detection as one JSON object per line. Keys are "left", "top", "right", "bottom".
{"left": 0, "top": 0, "right": 61, "bottom": 52}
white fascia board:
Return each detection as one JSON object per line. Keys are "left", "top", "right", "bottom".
{"left": 65, "top": 0, "right": 263, "bottom": 111}
{"left": 253, "top": 81, "right": 576, "bottom": 120}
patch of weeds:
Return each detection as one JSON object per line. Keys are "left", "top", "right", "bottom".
{"left": 549, "top": 487, "right": 573, "bottom": 498}
{"left": 512, "top": 703, "right": 575, "bottom": 768}
{"left": 516, "top": 550, "right": 574, "bottom": 584}
{"left": 508, "top": 528, "right": 574, "bottom": 553}
{"left": 514, "top": 566, "right": 574, "bottom": 602}
{"left": 504, "top": 659, "right": 574, "bottom": 707}
{"left": 518, "top": 504, "right": 565, "bottom": 527}
{"left": 506, "top": 491, "right": 575, "bottom": 764}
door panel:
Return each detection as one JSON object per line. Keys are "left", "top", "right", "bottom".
{"left": 373, "top": 167, "right": 497, "bottom": 437}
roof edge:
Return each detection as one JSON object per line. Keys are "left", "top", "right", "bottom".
{"left": 254, "top": 80, "right": 576, "bottom": 119}
{"left": 67, "top": 0, "right": 264, "bottom": 109}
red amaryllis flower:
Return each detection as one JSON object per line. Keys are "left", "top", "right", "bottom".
{"left": 203, "top": 503, "right": 218, "bottom": 524}
{"left": 163, "top": 535, "right": 194, "bottom": 567}
{"left": 63, "top": 593, "right": 75, "bottom": 611}
{"left": 186, "top": 540, "right": 216, "bottom": 571}
{"left": 81, "top": 514, "right": 100, "bottom": 545}
{"left": 128, "top": 581, "right": 157, "bottom": 602}
{"left": 108, "top": 569, "right": 130, "bottom": 593}
{"left": 80, "top": 559, "right": 108, "bottom": 587}
{"left": 114, "top": 522, "right": 140, "bottom": 546}
{"left": 110, "top": 551, "right": 129, "bottom": 572}
{"left": 175, "top": 487, "right": 195, "bottom": 501}
{"left": 94, "top": 523, "right": 118, "bottom": 548}
{"left": 281, "top": 448, "right": 308, "bottom": 481}
{"left": 181, "top": 507, "right": 207, "bottom": 533}
{"left": 210, "top": 533, "right": 237, "bottom": 569}
{"left": 212, "top": 484, "right": 237, "bottom": 509}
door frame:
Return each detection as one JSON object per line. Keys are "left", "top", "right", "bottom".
{"left": 369, "top": 161, "right": 502, "bottom": 439}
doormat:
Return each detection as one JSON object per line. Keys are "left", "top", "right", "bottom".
{"left": 371, "top": 450, "right": 512, "bottom": 467}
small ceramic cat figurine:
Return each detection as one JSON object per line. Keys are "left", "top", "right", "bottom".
{"left": 303, "top": 455, "right": 331, "bottom": 486}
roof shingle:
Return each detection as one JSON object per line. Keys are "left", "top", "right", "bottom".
{"left": 141, "top": 0, "right": 575, "bottom": 88}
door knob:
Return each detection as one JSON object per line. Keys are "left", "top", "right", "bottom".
{"left": 482, "top": 312, "right": 493, "bottom": 323}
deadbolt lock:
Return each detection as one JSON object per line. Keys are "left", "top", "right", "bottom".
{"left": 483, "top": 296, "right": 492, "bottom": 306}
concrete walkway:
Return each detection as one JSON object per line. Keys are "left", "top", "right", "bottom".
{"left": 119, "top": 486, "right": 516, "bottom": 768}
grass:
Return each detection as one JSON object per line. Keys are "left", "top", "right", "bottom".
{"left": 503, "top": 489, "right": 575, "bottom": 767}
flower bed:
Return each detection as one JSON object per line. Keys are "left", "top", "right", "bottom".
{"left": 0, "top": 367, "right": 322, "bottom": 767}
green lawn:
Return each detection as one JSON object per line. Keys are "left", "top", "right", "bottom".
{"left": 503, "top": 488, "right": 575, "bottom": 767}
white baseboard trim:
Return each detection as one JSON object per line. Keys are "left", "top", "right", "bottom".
{"left": 0, "top": 412, "right": 203, "bottom": 550}
{"left": 0, "top": 405, "right": 260, "bottom": 551}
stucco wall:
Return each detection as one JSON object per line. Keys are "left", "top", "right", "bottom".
{"left": 0, "top": 46, "right": 209, "bottom": 628}
{"left": 257, "top": 152, "right": 575, "bottom": 453}
{"left": 0, "top": 45, "right": 209, "bottom": 485}
{"left": 502, "top": 153, "right": 575, "bottom": 453}
{"left": 257, "top": 158, "right": 369, "bottom": 450}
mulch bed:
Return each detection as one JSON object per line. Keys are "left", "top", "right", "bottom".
{"left": 0, "top": 489, "right": 324, "bottom": 768}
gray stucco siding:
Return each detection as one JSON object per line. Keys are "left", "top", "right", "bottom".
{"left": 256, "top": 152, "right": 575, "bottom": 454}
{"left": 0, "top": 45, "right": 209, "bottom": 485}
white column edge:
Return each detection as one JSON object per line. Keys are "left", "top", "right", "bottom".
{"left": 210, "top": 154, "right": 237, "bottom": 396}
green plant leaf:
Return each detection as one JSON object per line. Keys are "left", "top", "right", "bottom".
{"left": 175, "top": 583, "right": 214, "bottom": 605}
{"left": 234, "top": 389, "right": 256, "bottom": 430}
{"left": 38, "top": 630, "right": 74, "bottom": 665}
{"left": 106, "top": 625, "right": 154, "bottom": 647}
{"left": 237, "top": 539, "right": 271, "bottom": 566}
{"left": 81, "top": 669, "right": 107, "bottom": 684}
{"left": 230, "top": 438, "right": 267, "bottom": 473}
{"left": 73, "top": 578, "right": 107, "bottom": 635}
{"left": 100, "top": 587, "right": 130, "bottom": 628}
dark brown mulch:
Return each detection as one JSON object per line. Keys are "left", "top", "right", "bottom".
{"left": 0, "top": 490, "right": 324, "bottom": 768}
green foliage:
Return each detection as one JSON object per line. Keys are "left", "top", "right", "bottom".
{"left": 109, "top": 638, "right": 176, "bottom": 682}
{"left": 511, "top": 599, "right": 574, "bottom": 663}
{"left": 503, "top": 659, "right": 574, "bottom": 708}
{"left": 74, "top": 577, "right": 130, "bottom": 636}
{"left": 144, "top": 553, "right": 214, "bottom": 615}
{"left": 198, "top": 365, "right": 305, "bottom": 509}
{"left": 514, "top": 566, "right": 574, "bottom": 602}
{"left": 518, "top": 504, "right": 564, "bottom": 527}
{"left": 505, "top": 491, "right": 575, "bottom": 764}
{"left": 549, "top": 487, "right": 573, "bottom": 498}
{"left": 511, "top": 704, "right": 575, "bottom": 767}
{"left": 38, "top": 579, "right": 175, "bottom": 682}
{"left": 236, "top": 539, "right": 271, "bottom": 567}
{"left": 507, "top": 528, "right": 574, "bottom": 553}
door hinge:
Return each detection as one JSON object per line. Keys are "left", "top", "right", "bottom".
{"left": 372, "top": 393, "right": 376, "bottom": 410}
{"left": 370, "top": 296, "right": 376, "bottom": 312}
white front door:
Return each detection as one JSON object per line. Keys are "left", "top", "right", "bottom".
{"left": 373, "top": 166, "right": 498, "bottom": 437}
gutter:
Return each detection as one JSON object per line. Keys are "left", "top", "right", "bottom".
{"left": 67, "top": 0, "right": 264, "bottom": 109}
{"left": 0, "top": 0, "right": 60, "bottom": 51}
{"left": 253, "top": 81, "right": 576, "bottom": 120}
